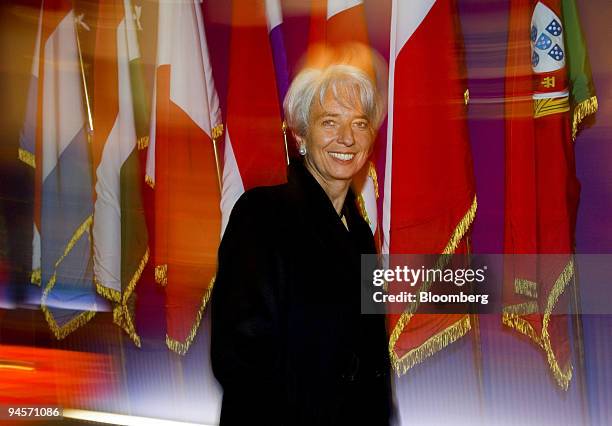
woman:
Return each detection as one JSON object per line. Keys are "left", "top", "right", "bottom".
{"left": 211, "top": 64, "right": 392, "bottom": 425}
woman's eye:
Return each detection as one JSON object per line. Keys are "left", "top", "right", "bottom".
{"left": 354, "top": 121, "right": 369, "bottom": 129}
{"left": 322, "top": 120, "right": 335, "bottom": 127}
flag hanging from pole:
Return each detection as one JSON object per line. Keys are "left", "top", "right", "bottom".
{"left": 503, "top": 0, "right": 597, "bottom": 390}
{"left": 92, "top": 0, "right": 149, "bottom": 347}
{"left": 383, "top": 0, "right": 477, "bottom": 375}
{"left": 266, "top": 0, "right": 289, "bottom": 108}
{"left": 145, "top": 0, "right": 223, "bottom": 355}
{"left": 221, "top": 0, "right": 288, "bottom": 233}
{"left": 18, "top": 0, "right": 97, "bottom": 339}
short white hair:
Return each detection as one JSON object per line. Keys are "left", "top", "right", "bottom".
{"left": 283, "top": 64, "right": 384, "bottom": 138}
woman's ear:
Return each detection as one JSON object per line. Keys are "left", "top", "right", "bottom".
{"left": 293, "top": 132, "right": 307, "bottom": 151}
{"left": 293, "top": 132, "right": 305, "bottom": 145}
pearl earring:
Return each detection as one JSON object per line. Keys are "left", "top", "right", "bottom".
{"left": 299, "top": 144, "right": 307, "bottom": 156}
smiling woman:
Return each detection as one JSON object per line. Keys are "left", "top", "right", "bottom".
{"left": 210, "top": 61, "right": 392, "bottom": 425}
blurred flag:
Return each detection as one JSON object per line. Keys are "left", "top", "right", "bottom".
{"left": 92, "top": 0, "right": 149, "bottom": 347}
{"left": 503, "top": 0, "right": 597, "bottom": 390}
{"left": 307, "top": 0, "right": 379, "bottom": 237}
{"left": 308, "top": 0, "right": 369, "bottom": 48}
{"left": 145, "top": 0, "right": 222, "bottom": 355}
{"left": 221, "top": 0, "right": 288, "bottom": 233}
{"left": 383, "top": 0, "right": 477, "bottom": 375}
{"left": 19, "top": 0, "right": 97, "bottom": 339}
{"left": 267, "top": 0, "right": 289, "bottom": 107}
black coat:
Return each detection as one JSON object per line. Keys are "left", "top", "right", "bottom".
{"left": 211, "top": 160, "right": 392, "bottom": 425}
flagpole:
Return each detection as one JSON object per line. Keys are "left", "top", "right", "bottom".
{"left": 73, "top": 12, "right": 94, "bottom": 137}
{"left": 282, "top": 120, "right": 290, "bottom": 165}
{"left": 571, "top": 257, "right": 591, "bottom": 425}
{"left": 212, "top": 124, "right": 224, "bottom": 192}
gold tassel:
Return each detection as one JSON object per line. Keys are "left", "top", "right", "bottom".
{"left": 30, "top": 269, "right": 41, "bottom": 286}
{"left": 155, "top": 264, "right": 168, "bottom": 286}
{"left": 572, "top": 96, "right": 598, "bottom": 141}
{"left": 144, "top": 174, "right": 155, "bottom": 189}
{"left": 166, "top": 277, "right": 215, "bottom": 355}
{"left": 464, "top": 89, "right": 470, "bottom": 105}
{"left": 212, "top": 123, "right": 224, "bottom": 140}
{"left": 368, "top": 161, "right": 379, "bottom": 199}
{"left": 18, "top": 148, "right": 35, "bottom": 168}
{"left": 137, "top": 136, "right": 149, "bottom": 150}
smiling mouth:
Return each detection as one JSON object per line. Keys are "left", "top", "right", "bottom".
{"left": 328, "top": 152, "right": 355, "bottom": 161}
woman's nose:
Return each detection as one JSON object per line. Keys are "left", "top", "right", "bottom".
{"left": 337, "top": 122, "right": 355, "bottom": 146}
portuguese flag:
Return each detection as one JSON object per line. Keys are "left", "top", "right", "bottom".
{"left": 503, "top": 0, "right": 597, "bottom": 390}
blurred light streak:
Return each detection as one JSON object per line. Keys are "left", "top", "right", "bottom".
{"left": 62, "top": 409, "right": 214, "bottom": 426}
{"left": 0, "top": 361, "right": 35, "bottom": 371}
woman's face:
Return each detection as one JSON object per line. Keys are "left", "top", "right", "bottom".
{"left": 298, "top": 89, "right": 375, "bottom": 185}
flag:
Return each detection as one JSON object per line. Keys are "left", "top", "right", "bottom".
{"left": 92, "top": 0, "right": 149, "bottom": 347}
{"left": 145, "top": 0, "right": 223, "bottom": 355}
{"left": 19, "top": 0, "right": 97, "bottom": 339}
{"left": 306, "top": 0, "right": 380, "bottom": 236}
{"left": 266, "top": 0, "right": 289, "bottom": 107}
{"left": 383, "top": 0, "right": 477, "bottom": 375}
{"left": 221, "top": 0, "right": 288, "bottom": 233}
{"left": 503, "top": 0, "right": 597, "bottom": 390}
{"left": 308, "top": 0, "right": 369, "bottom": 47}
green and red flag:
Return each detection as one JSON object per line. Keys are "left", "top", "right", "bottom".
{"left": 92, "top": 0, "right": 149, "bottom": 347}
{"left": 503, "top": 0, "right": 597, "bottom": 390}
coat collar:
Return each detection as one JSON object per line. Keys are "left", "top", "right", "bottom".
{"left": 286, "top": 159, "right": 357, "bottom": 229}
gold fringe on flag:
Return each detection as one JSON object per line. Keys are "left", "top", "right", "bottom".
{"left": 388, "top": 195, "right": 478, "bottom": 375}
{"left": 390, "top": 315, "right": 471, "bottom": 375}
{"left": 137, "top": 136, "right": 149, "bottom": 150}
{"left": 155, "top": 264, "right": 168, "bottom": 286}
{"left": 30, "top": 268, "right": 41, "bottom": 286}
{"left": 144, "top": 174, "right": 155, "bottom": 189}
{"left": 368, "top": 161, "right": 379, "bottom": 199}
{"left": 514, "top": 278, "right": 538, "bottom": 299}
{"left": 40, "top": 216, "right": 96, "bottom": 340}
{"left": 502, "top": 259, "right": 574, "bottom": 390}
{"left": 502, "top": 301, "right": 538, "bottom": 316}
{"left": 18, "top": 148, "right": 35, "bottom": 168}
{"left": 166, "top": 277, "right": 215, "bottom": 355}
{"left": 94, "top": 248, "right": 149, "bottom": 348}
{"left": 356, "top": 194, "right": 371, "bottom": 226}
{"left": 572, "top": 96, "right": 598, "bottom": 141}
{"left": 212, "top": 123, "right": 224, "bottom": 140}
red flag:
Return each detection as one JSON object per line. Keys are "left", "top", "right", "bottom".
{"left": 502, "top": 0, "right": 594, "bottom": 389}
{"left": 221, "top": 0, "right": 287, "bottom": 232}
{"left": 383, "top": 0, "right": 477, "bottom": 375}
{"left": 145, "top": 1, "right": 222, "bottom": 355}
